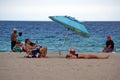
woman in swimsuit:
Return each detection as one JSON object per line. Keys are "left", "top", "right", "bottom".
{"left": 66, "top": 48, "right": 109, "bottom": 59}
{"left": 25, "top": 39, "right": 47, "bottom": 58}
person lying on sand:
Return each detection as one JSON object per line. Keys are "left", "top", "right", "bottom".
{"left": 66, "top": 47, "right": 109, "bottom": 59}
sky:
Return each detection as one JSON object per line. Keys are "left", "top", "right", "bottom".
{"left": 0, "top": 0, "right": 120, "bottom": 21}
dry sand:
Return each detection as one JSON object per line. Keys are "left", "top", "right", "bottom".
{"left": 0, "top": 52, "right": 120, "bottom": 80}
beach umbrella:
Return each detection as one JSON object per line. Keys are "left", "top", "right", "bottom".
{"left": 49, "top": 16, "right": 90, "bottom": 55}
{"left": 49, "top": 16, "right": 90, "bottom": 38}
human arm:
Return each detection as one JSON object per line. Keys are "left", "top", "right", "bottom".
{"left": 26, "top": 44, "right": 37, "bottom": 50}
{"left": 102, "top": 44, "right": 112, "bottom": 52}
{"left": 66, "top": 54, "right": 77, "bottom": 58}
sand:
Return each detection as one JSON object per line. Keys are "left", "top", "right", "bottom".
{"left": 0, "top": 52, "right": 120, "bottom": 80}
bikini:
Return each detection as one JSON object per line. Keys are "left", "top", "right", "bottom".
{"left": 69, "top": 50, "right": 78, "bottom": 58}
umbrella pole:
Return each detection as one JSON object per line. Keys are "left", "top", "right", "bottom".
{"left": 59, "top": 30, "right": 69, "bottom": 56}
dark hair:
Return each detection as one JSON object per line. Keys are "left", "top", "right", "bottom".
{"left": 25, "top": 38, "right": 29, "bottom": 44}
{"left": 65, "top": 55, "right": 71, "bottom": 58}
{"left": 19, "top": 32, "right": 22, "bottom": 36}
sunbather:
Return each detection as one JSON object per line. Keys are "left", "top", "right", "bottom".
{"left": 25, "top": 38, "right": 47, "bottom": 58}
{"left": 66, "top": 53, "right": 109, "bottom": 59}
{"left": 66, "top": 48, "right": 109, "bottom": 59}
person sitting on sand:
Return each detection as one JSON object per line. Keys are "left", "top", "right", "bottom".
{"left": 102, "top": 35, "right": 114, "bottom": 53}
{"left": 25, "top": 38, "right": 47, "bottom": 58}
{"left": 66, "top": 47, "right": 109, "bottom": 59}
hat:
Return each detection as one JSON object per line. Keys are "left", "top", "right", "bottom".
{"left": 107, "top": 35, "right": 111, "bottom": 39}
{"left": 13, "top": 28, "right": 17, "bottom": 31}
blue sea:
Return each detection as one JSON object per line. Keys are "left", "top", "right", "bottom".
{"left": 0, "top": 21, "right": 120, "bottom": 53}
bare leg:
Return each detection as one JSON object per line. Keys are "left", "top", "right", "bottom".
{"left": 44, "top": 47, "right": 47, "bottom": 57}
{"left": 40, "top": 47, "right": 47, "bottom": 57}
{"left": 78, "top": 54, "right": 110, "bottom": 59}
{"left": 95, "top": 55, "right": 110, "bottom": 59}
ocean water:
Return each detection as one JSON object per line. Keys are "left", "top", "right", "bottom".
{"left": 0, "top": 21, "right": 120, "bottom": 53}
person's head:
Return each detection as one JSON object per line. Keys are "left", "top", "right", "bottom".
{"left": 25, "top": 38, "right": 30, "bottom": 44}
{"left": 106, "top": 35, "right": 111, "bottom": 41}
{"left": 18, "top": 32, "right": 22, "bottom": 36}
{"left": 13, "top": 28, "right": 17, "bottom": 33}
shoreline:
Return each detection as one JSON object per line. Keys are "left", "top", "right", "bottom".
{"left": 1, "top": 51, "right": 120, "bottom": 53}
{"left": 0, "top": 52, "right": 120, "bottom": 80}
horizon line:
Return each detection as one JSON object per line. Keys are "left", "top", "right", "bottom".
{"left": 0, "top": 20, "right": 120, "bottom": 22}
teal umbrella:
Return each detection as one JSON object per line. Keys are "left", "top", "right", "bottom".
{"left": 49, "top": 16, "right": 90, "bottom": 38}
{"left": 49, "top": 16, "right": 90, "bottom": 55}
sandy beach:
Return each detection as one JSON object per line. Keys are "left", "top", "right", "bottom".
{"left": 0, "top": 52, "right": 120, "bottom": 80}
